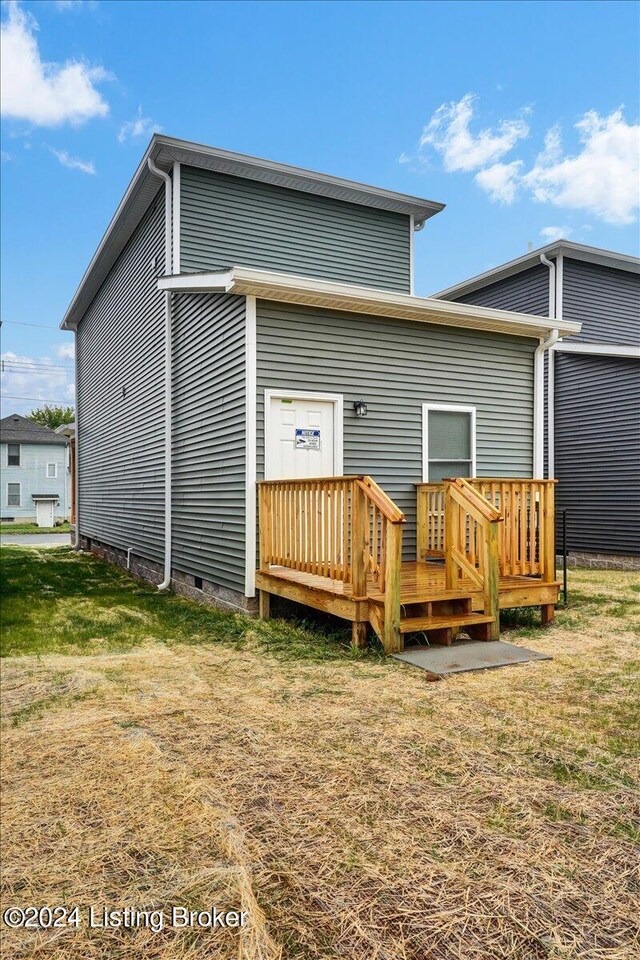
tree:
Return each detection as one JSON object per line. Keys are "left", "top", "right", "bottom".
{"left": 27, "top": 405, "right": 75, "bottom": 430}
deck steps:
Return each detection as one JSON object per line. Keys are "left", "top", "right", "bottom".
{"left": 400, "top": 612, "right": 495, "bottom": 634}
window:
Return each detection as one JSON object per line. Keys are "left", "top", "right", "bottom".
{"left": 7, "top": 483, "right": 21, "bottom": 507}
{"left": 7, "top": 443, "right": 20, "bottom": 467}
{"left": 46, "top": 463, "right": 57, "bottom": 479}
{"left": 423, "top": 404, "right": 476, "bottom": 483}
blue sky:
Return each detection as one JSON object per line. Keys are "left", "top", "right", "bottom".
{"left": 1, "top": 0, "right": 639, "bottom": 414}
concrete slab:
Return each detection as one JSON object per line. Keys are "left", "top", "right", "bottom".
{"left": 393, "top": 639, "right": 551, "bottom": 676}
{"left": 0, "top": 534, "right": 71, "bottom": 547}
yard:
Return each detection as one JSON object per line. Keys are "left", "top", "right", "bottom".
{"left": 0, "top": 522, "right": 71, "bottom": 536}
{"left": 1, "top": 546, "right": 639, "bottom": 959}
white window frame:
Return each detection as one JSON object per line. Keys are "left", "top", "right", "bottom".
{"left": 263, "top": 388, "right": 345, "bottom": 481}
{"left": 46, "top": 462, "right": 58, "bottom": 479}
{"left": 7, "top": 443, "right": 20, "bottom": 467}
{"left": 7, "top": 481, "right": 21, "bottom": 507}
{"left": 422, "top": 403, "right": 477, "bottom": 482}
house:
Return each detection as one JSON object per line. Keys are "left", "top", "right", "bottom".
{"left": 434, "top": 241, "right": 640, "bottom": 569}
{"left": 61, "top": 135, "right": 582, "bottom": 652}
{"left": 1, "top": 414, "right": 71, "bottom": 525}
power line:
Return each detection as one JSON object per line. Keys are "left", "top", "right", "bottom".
{"left": 2, "top": 360, "right": 74, "bottom": 372}
{"left": 2, "top": 394, "right": 75, "bottom": 405}
{"left": 1, "top": 320, "right": 67, "bottom": 331}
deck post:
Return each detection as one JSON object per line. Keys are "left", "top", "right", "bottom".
{"left": 444, "top": 482, "right": 455, "bottom": 589}
{"left": 485, "top": 520, "right": 500, "bottom": 640}
{"left": 350, "top": 482, "right": 370, "bottom": 649}
{"left": 257, "top": 483, "right": 272, "bottom": 619}
{"left": 382, "top": 521, "right": 403, "bottom": 654}
{"left": 542, "top": 483, "right": 555, "bottom": 584}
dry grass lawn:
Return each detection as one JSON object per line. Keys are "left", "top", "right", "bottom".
{"left": 1, "top": 547, "right": 639, "bottom": 959}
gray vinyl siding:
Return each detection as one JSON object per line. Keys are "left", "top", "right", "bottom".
{"left": 454, "top": 264, "right": 550, "bottom": 316}
{"left": 172, "top": 292, "right": 246, "bottom": 592}
{"left": 555, "top": 353, "right": 640, "bottom": 555}
{"left": 76, "top": 193, "right": 166, "bottom": 560}
{"left": 256, "top": 302, "right": 536, "bottom": 559}
{"left": 180, "top": 166, "right": 411, "bottom": 292}
{"left": 562, "top": 259, "right": 640, "bottom": 344}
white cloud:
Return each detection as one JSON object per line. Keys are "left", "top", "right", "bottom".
{"left": 540, "top": 225, "right": 572, "bottom": 242}
{"left": 0, "top": 1, "right": 109, "bottom": 126}
{"left": 56, "top": 342, "right": 75, "bottom": 360}
{"left": 418, "top": 93, "right": 529, "bottom": 172}
{"left": 522, "top": 108, "right": 640, "bottom": 225}
{"left": 117, "top": 107, "right": 162, "bottom": 143}
{"left": 1, "top": 150, "right": 11, "bottom": 161}
{"left": 50, "top": 147, "right": 95, "bottom": 174}
{"left": 408, "top": 95, "right": 640, "bottom": 226}
{"left": 1, "top": 351, "right": 75, "bottom": 416}
{"left": 475, "top": 161, "right": 523, "bottom": 204}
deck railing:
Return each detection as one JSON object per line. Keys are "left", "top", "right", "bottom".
{"left": 257, "top": 475, "right": 405, "bottom": 593}
{"left": 416, "top": 478, "right": 556, "bottom": 582}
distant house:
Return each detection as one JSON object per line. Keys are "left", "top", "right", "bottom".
{"left": 0, "top": 414, "right": 71, "bottom": 525}
{"left": 59, "top": 135, "right": 585, "bottom": 651}
{"left": 434, "top": 241, "right": 640, "bottom": 567}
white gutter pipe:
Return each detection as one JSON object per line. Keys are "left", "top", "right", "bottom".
{"left": 147, "top": 158, "right": 173, "bottom": 591}
{"left": 534, "top": 254, "right": 559, "bottom": 477}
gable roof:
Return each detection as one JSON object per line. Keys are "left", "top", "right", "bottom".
{"left": 0, "top": 414, "right": 68, "bottom": 446}
{"left": 157, "top": 265, "right": 582, "bottom": 339}
{"left": 61, "top": 134, "right": 445, "bottom": 330}
{"left": 432, "top": 240, "right": 640, "bottom": 301}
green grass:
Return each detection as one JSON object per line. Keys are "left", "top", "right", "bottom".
{"left": 0, "top": 546, "right": 375, "bottom": 662}
{"left": 0, "top": 522, "right": 71, "bottom": 535}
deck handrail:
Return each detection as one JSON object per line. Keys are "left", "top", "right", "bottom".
{"left": 257, "top": 474, "right": 405, "bottom": 653}
{"left": 444, "top": 478, "right": 501, "bottom": 641}
{"left": 416, "top": 477, "right": 556, "bottom": 582}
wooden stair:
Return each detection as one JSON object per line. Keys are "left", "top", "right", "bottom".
{"left": 396, "top": 593, "right": 495, "bottom": 646}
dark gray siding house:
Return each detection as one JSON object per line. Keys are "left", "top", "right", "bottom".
{"left": 61, "top": 136, "right": 581, "bottom": 611}
{"left": 435, "top": 241, "right": 640, "bottom": 566}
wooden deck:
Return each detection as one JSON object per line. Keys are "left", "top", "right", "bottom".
{"left": 257, "top": 475, "right": 559, "bottom": 654}
{"left": 258, "top": 561, "right": 559, "bottom": 614}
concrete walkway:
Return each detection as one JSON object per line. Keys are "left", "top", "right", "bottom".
{"left": 0, "top": 533, "right": 71, "bottom": 547}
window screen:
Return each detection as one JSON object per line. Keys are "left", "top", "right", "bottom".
{"left": 7, "top": 444, "right": 20, "bottom": 467}
{"left": 7, "top": 483, "right": 20, "bottom": 506}
{"left": 46, "top": 463, "right": 57, "bottom": 479}
{"left": 426, "top": 408, "right": 474, "bottom": 482}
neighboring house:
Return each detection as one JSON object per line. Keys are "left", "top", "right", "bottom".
{"left": 434, "top": 241, "right": 640, "bottom": 567}
{"left": 0, "top": 414, "right": 71, "bottom": 525}
{"left": 60, "top": 135, "right": 581, "bottom": 649}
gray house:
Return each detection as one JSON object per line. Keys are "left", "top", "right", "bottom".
{"left": 1, "top": 414, "right": 70, "bottom": 525}
{"left": 61, "top": 136, "right": 582, "bottom": 648}
{"left": 434, "top": 241, "right": 640, "bottom": 567}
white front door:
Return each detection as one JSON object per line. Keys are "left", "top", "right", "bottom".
{"left": 265, "top": 393, "right": 341, "bottom": 480}
{"left": 36, "top": 500, "right": 55, "bottom": 528}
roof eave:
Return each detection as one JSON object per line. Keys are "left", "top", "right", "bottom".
{"left": 159, "top": 267, "right": 582, "bottom": 339}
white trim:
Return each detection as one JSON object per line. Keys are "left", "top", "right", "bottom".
{"left": 409, "top": 214, "right": 415, "bottom": 295}
{"left": 46, "top": 462, "right": 58, "bottom": 479}
{"left": 172, "top": 161, "right": 180, "bottom": 274}
{"left": 422, "top": 403, "right": 477, "bottom": 482}
{"left": 74, "top": 334, "right": 80, "bottom": 545}
{"left": 157, "top": 266, "right": 582, "bottom": 339}
{"left": 553, "top": 341, "right": 640, "bottom": 358}
{"left": 263, "top": 389, "right": 344, "bottom": 482}
{"left": 7, "top": 481, "right": 21, "bottom": 507}
{"left": 555, "top": 253, "right": 564, "bottom": 322}
{"left": 244, "top": 297, "right": 257, "bottom": 598}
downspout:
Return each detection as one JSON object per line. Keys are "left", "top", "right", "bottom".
{"left": 147, "top": 158, "right": 173, "bottom": 590}
{"left": 548, "top": 254, "right": 563, "bottom": 477}
{"left": 534, "top": 253, "right": 559, "bottom": 476}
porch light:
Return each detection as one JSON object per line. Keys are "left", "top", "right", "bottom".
{"left": 353, "top": 399, "right": 368, "bottom": 417}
